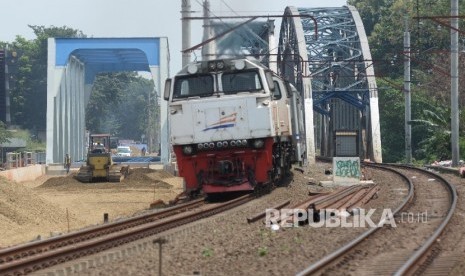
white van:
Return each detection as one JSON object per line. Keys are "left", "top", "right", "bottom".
{"left": 116, "top": 146, "right": 132, "bottom": 157}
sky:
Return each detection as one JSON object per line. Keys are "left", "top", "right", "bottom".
{"left": 1, "top": 0, "right": 347, "bottom": 75}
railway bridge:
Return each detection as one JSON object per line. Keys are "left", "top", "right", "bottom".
{"left": 208, "top": 5, "right": 382, "bottom": 163}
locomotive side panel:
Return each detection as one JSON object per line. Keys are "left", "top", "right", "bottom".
{"left": 272, "top": 79, "right": 293, "bottom": 138}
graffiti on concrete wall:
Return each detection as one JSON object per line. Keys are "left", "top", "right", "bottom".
{"left": 333, "top": 157, "right": 361, "bottom": 184}
{"left": 335, "top": 159, "right": 360, "bottom": 178}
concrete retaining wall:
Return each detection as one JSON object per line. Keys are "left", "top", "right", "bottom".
{"left": 0, "top": 165, "right": 46, "bottom": 183}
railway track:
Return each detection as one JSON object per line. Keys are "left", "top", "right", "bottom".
{"left": 0, "top": 195, "right": 252, "bottom": 275}
{"left": 296, "top": 163, "right": 457, "bottom": 275}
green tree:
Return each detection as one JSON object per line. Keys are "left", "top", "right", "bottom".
{"left": 86, "top": 72, "right": 156, "bottom": 143}
{"left": 115, "top": 77, "right": 155, "bottom": 140}
{"left": 347, "top": 0, "right": 390, "bottom": 36}
{"left": 9, "top": 25, "right": 85, "bottom": 132}
{"left": 378, "top": 77, "right": 455, "bottom": 163}
{"left": 85, "top": 72, "right": 130, "bottom": 133}
{"left": 411, "top": 111, "right": 450, "bottom": 161}
{"left": 378, "top": 79, "right": 405, "bottom": 162}
{"left": 0, "top": 121, "right": 12, "bottom": 144}
{"left": 350, "top": 0, "right": 465, "bottom": 162}
{"left": 349, "top": 0, "right": 459, "bottom": 79}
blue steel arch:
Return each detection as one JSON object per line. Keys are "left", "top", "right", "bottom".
{"left": 55, "top": 38, "right": 160, "bottom": 83}
{"left": 278, "top": 5, "right": 382, "bottom": 162}
{"left": 46, "top": 37, "right": 169, "bottom": 165}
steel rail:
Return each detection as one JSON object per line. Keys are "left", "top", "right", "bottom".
{"left": 296, "top": 163, "right": 414, "bottom": 276}
{"left": 0, "top": 198, "right": 205, "bottom": 266}
{"left": 387, "top": 164, "right": 457, "bottom": 275}
{"left": 0, "top": 195, "right": 252, "bottom": 275}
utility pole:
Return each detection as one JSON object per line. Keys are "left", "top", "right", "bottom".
{"left": 0, "top": 48, "right": 5, "bottom": 124}
{"left": 413, "top": 4, "right": 462, "bottom": 165}
{"left": 451, "top": 0, "right": 459, "bottom": 166}
{"left": 147, "top": 90, "right": 153, "bottom": 153}
{"left": 201, "top": 0, "right": 216, "bottom": 60}
{"left": 181, "top": 0, "right": 192, "bottom": 67}
{"left": 404, "top": 17, "right": 412, "bottom": 164}
{"left": 5, "top": 45, "right": 11, "bottom": 127}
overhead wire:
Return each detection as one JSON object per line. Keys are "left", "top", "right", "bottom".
{"left": 193, "top": 0, "right": 273, "bottom": 58}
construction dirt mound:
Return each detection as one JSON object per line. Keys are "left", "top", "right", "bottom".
{"left": 38, "top": 173, "right": 81, "bottom": 188}
{"left": 37, "top": 168, "right": 174, "bottom": 189}
{"left": 0, "top": 177, "right": 85, "bottom": 247}
{"left": 0, "top": 167, "right": 183, "bottom": 247}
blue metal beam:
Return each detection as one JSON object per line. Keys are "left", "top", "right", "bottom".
{"left": 54, "top": 38, "right": 160, "bottom": 84}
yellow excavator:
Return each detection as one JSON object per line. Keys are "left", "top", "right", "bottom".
{"left": 75, "top": 134, "right": 129, "bottom": 182}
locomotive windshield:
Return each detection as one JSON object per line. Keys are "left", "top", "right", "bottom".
{"left": 222, "top": 70, "right": 263, "bottom": 94}
{"left": 173, "top": 74, "right": 214, "bottom": 99}
{"left": 172, "top": 69, "right": 264, "bottom": 100}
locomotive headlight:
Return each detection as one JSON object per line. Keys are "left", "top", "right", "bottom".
{"left": 198, "top": 143, "right": 204, "bottom": 150}
{"left": 187, "top": 64, "right": 198, "bottom": 74}
{"left": 253, "top": 139, "right": 265, "bottom": 149}
{"left": 234, "top": 60, "right": 246, "bottom": 70}
{"left": 208, "top": 61, "right": 217, "bottom": 71}
{"left": 216, "top": 61, "right": 225, "bottom": 70}
{"left": 183, "top": 145, "right": 194, "bottom": 155}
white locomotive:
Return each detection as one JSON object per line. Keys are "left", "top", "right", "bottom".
{"left": 164, "top": 58, "right": 305, "bottom": 195}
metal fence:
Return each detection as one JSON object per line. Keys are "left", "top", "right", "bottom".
{"left": 3, "top": 151, "right": 46, "bottom": 169}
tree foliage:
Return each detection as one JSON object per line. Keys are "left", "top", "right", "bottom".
{"left": 350, "top": 0, "right": 465, "bottom": 162}
{"left": 0, "top": 121, "right": 12, "bottom": 144}
{"left": 3, "top": 24, "right": 157, "bottom": 150}
{"left": 377, "top": 79, "right": 405, "bottom": 162}
{"left": 86, "top": 72, "right": 130, "bottom": 133}
{"left": 86, "top": 72, "right": 156, "bottom": 142}
{"left": 8, "top": 25, "right": 86, "bottom": 132}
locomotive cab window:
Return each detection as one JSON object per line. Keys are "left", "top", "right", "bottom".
{"left": 173, "top": 75, "right": 214, "bottom": 99}
{"left": 272, "top": 81, "right": 282, "bottom": 100}
{"left": 221, "top": 70, "right": 263, "bottom": 94}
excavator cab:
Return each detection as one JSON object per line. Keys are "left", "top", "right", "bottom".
{"left": 89, "top": 134, "right": 110, "bottom": 154}
{"left": 75, "top": 134, "right": 129, "bottom": 183}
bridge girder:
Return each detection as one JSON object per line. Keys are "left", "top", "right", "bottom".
{"left": 278, "top": 5, "right": 382, "bottom": 162}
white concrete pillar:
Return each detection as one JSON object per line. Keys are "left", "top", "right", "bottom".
{"left": 77, "top": 62, "right": 86, "bottom": 161}
{"left": 46, "top": 38, "right": 61, "bottom": 164}
{"left": 151, "top": 37, "right": 170, "bottom": 165}
{"left": 369, "top": 87, "right": 382, "bottom": 163}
